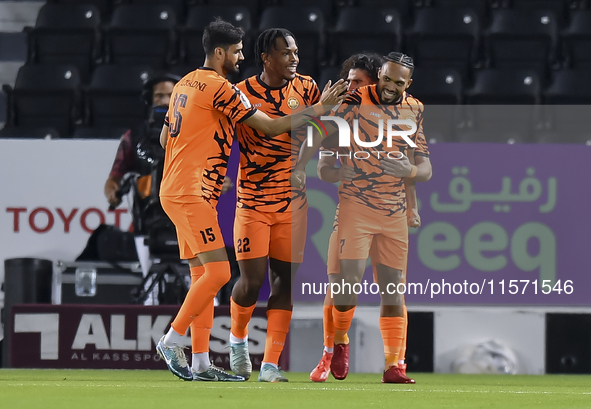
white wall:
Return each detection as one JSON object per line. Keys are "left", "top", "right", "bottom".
{"left": 0, "top": 138, "right": 129, "bottom": 340}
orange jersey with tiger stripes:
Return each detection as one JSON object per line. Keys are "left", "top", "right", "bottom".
{"left": 335, "top": 84, "right": 429, "bottom": 217}
{"left": 160, "top": 68, "right": 256, "bottom": 202}
{"left": 234, "top": 74, "right": 320, "bottom": 212}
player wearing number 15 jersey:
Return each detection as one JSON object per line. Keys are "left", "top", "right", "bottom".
{"left": 155, "top": 19, "right": 348, "bottom": 383}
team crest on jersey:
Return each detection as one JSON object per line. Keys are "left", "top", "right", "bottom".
{"left": 287, "top": 97, "right": 300, "bottom": 109}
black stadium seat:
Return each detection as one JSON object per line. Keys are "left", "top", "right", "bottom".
{"left": 84, "top": 65, "right": 152, "bottom": 130}
{"left": 562, "top": 10, "right": 591, "bottom": 69}
{"left": 46, "top": 0, "right": 113, "bottom": 19}
{"left": 486, "top": 9, "right": 559, "bottom": 83}
{"left": 510, "top": 0, "right": 571, "bottom": 27}
{"left": 409, "top": 68, "right": 464, "bottom": 142}
{"left": 2, "top": 64, "right": 81, "bottom": 137}
{"left": 461, "top": 68, "right": 542, "bottom": 143}
{"left": 332, "top": 7, "right": 402, "bottom": 66}
{"left": 410, "top": 8, "right": 480, "bottom": 84}
{"left": 424, "top": 0, "right": 490, "bottom": 27}
{"left": 181, "top": 6, "right": 252, "bottom": 67}
{"left": 127, "top": 0, "right": 185, "bottom": 23}
{"left": 258, "top": 6, "right": 326, "bottom": 77}
{"left": 536, "top": 69, "right": 591, "bottom": 144}
{"left": 105, "top": 4, "right": 177, "bottom": 68}
{"left": 28, "top": 4, "right": 101, "bottom": 82}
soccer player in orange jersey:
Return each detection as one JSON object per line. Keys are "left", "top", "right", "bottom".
{"left": 314, "top": 52, "right": 432, "bottom": 384}
{"left": 155, "top": 19, "right": 347, "bottom": 382}
{"left": 227, "top": 28, "right": 323, "bottom": 383}
{"left": 310, "top": 53, "right": 424, "bottom": 382}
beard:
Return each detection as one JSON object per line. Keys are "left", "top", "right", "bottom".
{"left": 223, "top": 58, "right": 240, "bottom": 75}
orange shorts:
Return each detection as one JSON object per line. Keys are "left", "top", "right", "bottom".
{"left": 160, "top": 195, "right": 224, "bottom": 259}
{"left": 234, "top": 206, "right": 307, "bottom": 263}
{"left": 337, "top": 199, "right": 408, "bottom": 271}
{"left": 327, "top": 212, "right": 379, "bottom": 276}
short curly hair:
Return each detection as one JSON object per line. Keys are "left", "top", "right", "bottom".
{"left": 340, "top": 53, "right": 384, "bottom": 83}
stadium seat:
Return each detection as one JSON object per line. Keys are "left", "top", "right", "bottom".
{"left": 2, "top": 65, "right": 81, "bottom": 137}
{"left": 462, "top": 68, "right": 543, "bottom": 143}
{"left": 202, "top": 0, "right": 261, "bottom": 24}
{"left": 258, "top": 6, "right": 325, "bottom": 77}
{"left": 127, "top": 0, "right": 186, "bottom": 23}
{"left": 105, "top": 4, "right": 177, "bottom": 68}
{"left": 422, "top": 0, "right": 490, "bottom": 27}
{"left": 509, "top": 0, "right": 571, "bottom": 27}
{"left": 562, "top": 10, "right": 591, "bottom": 69}
{"left": 355, "top": 0, "right": 414, "bottom": 26}
{"left": 332, "top": 7, "right": 402, "bottom": 66}
{"left": 84, "top": 65, "right": 152, "bottom": 130}
{"left": 28, "top": 4, "right": 102, "bottom": 83}
{"left": 486, "top": 9, "right": 559, "bottom": 83}
{"left": 409, "top": 68, "right": 464, "bottom": 142}
{"left": 410, "top": 8, "right": 480, "bottom": 85}
{"left": 538, "top": 69, "right": 591, "bottom": 143}
{"left": 45, "top": 0, "right": 113, "bottom": 19}
{"left": 181, "top": 5, "right": 252, "bottom": 67}
{"left": 278, "top": 0, "right": 335, "bottom": 25}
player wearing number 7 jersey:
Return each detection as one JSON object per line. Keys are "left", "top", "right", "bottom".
{"left": 156, "top": 19, "right": 348, "bottom": 382}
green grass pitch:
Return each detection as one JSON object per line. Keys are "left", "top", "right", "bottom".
{"left": 2, "top": 370, "right": 590, "bottom": 409}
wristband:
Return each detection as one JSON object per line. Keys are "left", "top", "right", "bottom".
{"left": 409, "top": 165, "right": 418, "bottom": 178}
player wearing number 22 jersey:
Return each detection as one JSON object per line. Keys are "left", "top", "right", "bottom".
{"left": 228, "top": 29, "right": 320, "bottom": 383}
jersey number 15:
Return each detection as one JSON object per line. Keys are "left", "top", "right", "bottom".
{"left": 169, "top": 93, "right": 187, "bottom": 138}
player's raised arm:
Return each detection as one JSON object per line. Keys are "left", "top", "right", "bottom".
{"left": 241, "top": 79, "right": 348, "bottom": 137}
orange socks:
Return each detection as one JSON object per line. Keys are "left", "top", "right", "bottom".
{"left": 189, "top": 265, "right": 214, "bottom": 354}
{"left": 380, "top": 316, "right": 405, "bottom": 369}
{"left": 323, "top": 304, "right": 335, "bottom": 349}
{"left": 230, "top": 297, "right": 256, "bottom": 339}
{"left": 171, "top": 261, "right": 230, "bottom": 335}
{"left": 398, "top": 306, "right": 408, "bottom": 364}
{"left": 262, "top": 309, "right": 292, "bottom": 365}
{"left": 333, "top": 307, "right": 355, "bottom": 345}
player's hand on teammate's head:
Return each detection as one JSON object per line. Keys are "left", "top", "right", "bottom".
{"left": 407, "top": 208, "right": 421, "bottom": 228}
{"left": 338, "top": 164, "right": 355, "bottom": 182}
{"left": 290, "top": 168, "right": 306, "bottom": 190}
{"left": 380, "top": 152, "right": 412, "bottom": 178}
{"left": 319, "top": 79, "right": 349, "bottom": 106}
